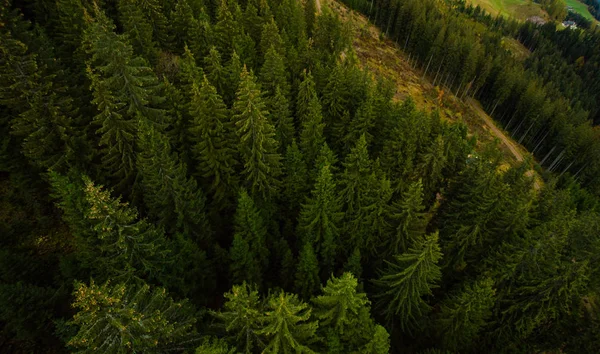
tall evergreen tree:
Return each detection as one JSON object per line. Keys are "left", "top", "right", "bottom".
{"left": 212, "top": 282, "right": 263, "bottom": 354}
{"left": 68, "top": 281, "right": 198, "bottom": 353}
{"left": 204, "top": 46, "right": 226, "bottom": 95}
{"left": 258, "top": 291, "right": 318, "bottom": 353}
{"left": 297, "top": 165, "right": 344, "bottom": 272}
{"left": 299, "top": 92, "right": 326, "bottom": 164}
{"left": 312, "top": 272, "right": 390, "bottom": 353}
{"left": 295, "top": 242, "right": 321, "bottom": 299}
{"left": 269, "top": 85, "right": 295, "bottom": 152}
{"left": 232, "top": 65, "right": 282, "bottom": 200}
{"left": 387, "top": 179, "right": 428, "bottom": 255}
{"left": 84, "top": 9, "right": 165, "bottom": 190}
{"left": 260, "top": 45, "right": 290, "bottom": 99}
{"left": 435, "top": 278, "right": 496, "bottom": 351}
{"left": 229, "top": 190, "right": 270, "bottom": 286}
{"left": 117, "top": 0, "right": 156, "bottom": 61}
{"left": 50, "top": 173, "right": 170, "bottom": 283}
{"left": 137, "top": 121, "right": 210, "bottom": 240}
{"left": 373, "top": 232, "right": 443, "bottom": 330}
{"left": 283, "top": 140, "right": 309, "bottom": 216}
{"left": 189, "top": 75, "right": 238, "bottom": 204}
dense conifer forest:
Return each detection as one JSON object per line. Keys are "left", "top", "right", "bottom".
{"left": 1, "top": 0, "right": 600, "bottom": 352}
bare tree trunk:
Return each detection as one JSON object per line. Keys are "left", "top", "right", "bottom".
{"left": 532, "top": 130, "right": 549, "bottom": 154}
{"left": 518, "top": 122, "right": 535, "bottom": 144}
{"left": 558, "top": 160, "right": 575, "bottom": 178}
{"left": 423, "top": 54, "right": 434, "bottom": 79}
{"left": 540, "top": 146, "right": 557, "bottom": 166}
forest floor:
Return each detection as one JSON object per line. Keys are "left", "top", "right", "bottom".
{"left": 329, "top": 0, "right": 543, "bottom": 189}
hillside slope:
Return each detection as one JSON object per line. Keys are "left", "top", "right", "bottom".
{"left": 330, "top": 0, "right": 541, "bottom": 188}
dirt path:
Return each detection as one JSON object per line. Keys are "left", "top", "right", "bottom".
{"left": 466, "top": 97, "right": 540, "bottom": 189}
{"left": 465, "top": 97, "right": 524, "bottom": 162}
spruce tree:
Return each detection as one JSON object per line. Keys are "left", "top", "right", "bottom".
{"left": 188, "top": 75, "right": 238, "bottom": 204}
{"left": 373, "top": 232, "right": 443, "bottom": 330}
{"left": 224, "top": 50, "right": 243, "bottom": 106}
{"left": 312, "top": 273, "right": 391, "bottom": 352}
{"left": 339, "top": 134, "right": 372, "bottom": 216}
{"left": 435, "top": 278, "right": 496, "bottom": 351}
{"left": 232, "top": 65, "right": 282, "bottom": 200}
{"left": 269, "top": 85, "right": 295, "bottom": 152}
{"left": 297, "top": 165, "right": 344, "bottom": 273}
{"left": 230, "top": 232, "right": 262, "bottom": 286}
{"left": 416, "top": 135, "right": 447, "bottom": 197}
{"left": 345, "top": 86, "right": 375, "bottom": 146}
{"left": 388, "top": 179, "right": 428, "bottom": 255}
{"left": 299, "top": 92, "right": 326, "bottom": 164}
{"left": 305, "top": 0, "right": 317, "bottom": 37}
{"left": 214, "top": 0, "right": 239, "bottom": 56}
{"left": 260, "top": 45, "right": 290, "bottom": 99}
{"left": 50, "top": 173, "right": 170, "bottom": 283}
{"left": 230, "top": 190, "right": 270, "bottom": 286}
{"left": 283, "top": 140, "right": 309, "bottom": 216}
{"left": 136, "top": 121, "right": 210, "bottom": 240}
{"left": 204, "top": 46, "right": 226, "bottom": 95}
{"left": 196, "top": 337, "right": 236, "bottom": 354}
{"left": 259, "top": 17, "right": 284, "bottom": 59}
{"left": 213, "top": 282, "right": 263, "bottom": 353}
{"left": 117, "top": 0, "right": 156, "bottom": 61}
{"left": 84, "top": 9, "right": 165, "bottom": 190}
{"left": 295, "top": 243, "right": 321, "bottom": 299}
{"left": 258, "top": 291, "right": 318, "bottom": 353}
{"left": 296, "top": 70, "right": 317, "bottom": 124}
{"left": 68, "top": 281, "right": 198, "bottom": 353}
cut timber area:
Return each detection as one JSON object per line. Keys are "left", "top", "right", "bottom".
{"left": 329, "top": 0, "right": 542, "bottom": 189}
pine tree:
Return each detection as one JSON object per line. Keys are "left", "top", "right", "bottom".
{"left": 188, "top": 75, "right": 238, "bottom": 204}
{"left": 283, "top": 140, "right": 309, "bottom": 216}
{"left": 305, "top": 0, "right": 317, "bottom": 37}
{"left": 259, "top": 17, "right": 284, "bottom": 59}
{"left": 214, "top": 0, "right": 239, "bottom": 56}
{"left": 84, "top": 9, "right": 165, "bottom": 190}
{"left": 339, "top": 134, "right": 372, "bottom": 216}
{"left": 50, "top": 173, "right": 170, "bottom": 283}
{"left": 296, "top": 70, "right": 317, "bottom": 124}
{"left": 268, "top": 85, "right": 295, "bottom": 152}
{"left": 68, "top": 281, "right": 198, "bottom": 353}
{"left": 224, "top": 50, "right": 243, "bottom": 106}
{"left": 295, "top": 243, "right": 321, "bottom": 299}
{"left": 297, "top": 165, "right": 344, "bottom": 273}
{"left": 136, "top": 121, "right": 210, "bottom": 240}
{"left": 344, "top": 247, "right": 363, "bottom": 281}
{"left": 312, "top": 272, "right": 370, "bottom": 334}
{"left": 299, "top": 92, "right": 326, "bottom": 164}
{"left": 230, "top": 232, "right": 262, "bottom": 286}
{"left": 258, "top": 291, "right": 318, "bottom": 353}
{"left": 345, "top": 86, "right": 375, "bottom": 146}
{"left": 312, "top": 273, "right": 390, "bottom": 352}
{"left": 259, "top": 46, "right": 290, "bottom": 98}
{"left": 196, "top": 336, "right": 236, "bottom": 354}
{"left": 117, "top": 0, "right": 156, "bottom": 61}
{"left": 416, "top": 135, "right": 447, "bottom": 197}
{"left": 232, "top": 65, "right": 282, "bottom": 200}
{"left": 387, "top": 179, "right": 428, "bottom": 255}
{"left": 436, "top": 278, "right": 496, "bottom": 351}
{"left": 204, "top": 46, "right": 226, "bottom": 95}
{"left": 230, "top": 190, "right": 270, "bottom": 285}
{"left": 373, "top": 232, "right": 443, "bottom": 330}
{"left": 1, "top": 33, "right": 84, "bottom": 171}
{"left": 213, "top": 282, "right": 263, "bottom": 353}
{"left": 322, "top": 61, "right": 348, "bottom": 141}
{"left": 313, "top": 142, "right": 339, "bottom": 179}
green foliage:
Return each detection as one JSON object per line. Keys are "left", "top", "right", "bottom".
{"left": 435, "top": 278, "right": 496, "bottom": 350}
{"left": 387, "top": 179, "right": 428, "bottom": 255}
{"left": 229, "top": 190, "right": 270, "bottom": 286}
{"left": 68, "top": 280, "right": 198, "bottom": 353}
{"left": 269, "top": 85, "right": 295, "bottom": 151}
{"left": 283, "top": 140, "right": 309, "bottom": 215}
{"left": 297, "top": 165, "right": 344, "bottom": 272}
{"left": 295, "top": 243, "right": 321, "bottom": 299}
{"left": 189, "top": 74, "right": 238, "bottom": 204}
{"left": 258, "top": 291, "right": 318, "bottom": 353}
{"left": 50, "top": 173, "right": 171, "bottom": 283}
{"left": 232, "top": 65, "right": 282, "bottom": 200}
{"left": 137, "top": 121, "right": 210, "bottom": 240}
{"left": 212, "top": 282, "right": 263, "bottom": 353}
{"left": 373, "top": 232, "right": 443, "bottom": 330}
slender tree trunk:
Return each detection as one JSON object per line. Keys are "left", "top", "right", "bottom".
{"left": 540, "top": 146, "right": 557, "bottom": 166}
{"left": 559, "top": 160, "right": 575, "bottom": 178}
{"left": 506, "top": 112, "right": 517, "bottom": 130}
{"left": 532, "top": 130, "right": 549, "bottom": 154}
{"left": 518, "top": 122, "right": 534, "bottom": 144}
{"left": 511, "top": 119, "right": 525, "bottom": 138}
{"left": 423, "top": 54, "right": 434, "bottom": 79}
